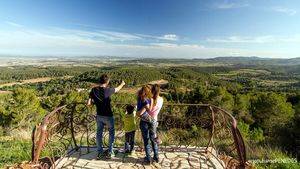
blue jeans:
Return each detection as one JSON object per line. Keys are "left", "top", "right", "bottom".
{"left": 140, "top": 120, "right": 158, "bottom": 160}
{"left": 124, "top": 130, "right": 135, "bottom": 152}
{"left": 96, "top": 115, "right": 115, "bottom": 154}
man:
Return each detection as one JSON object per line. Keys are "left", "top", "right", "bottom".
{"left": 87, "top": 74, "right": 125, "bottom": 159}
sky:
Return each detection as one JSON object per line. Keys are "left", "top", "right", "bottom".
{"left": 0, "top": 0, "right": 299, "bottom": 58}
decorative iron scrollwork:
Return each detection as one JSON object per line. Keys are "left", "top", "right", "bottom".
{"left": 31, "top": 103, "right": 247, "bottom": 169}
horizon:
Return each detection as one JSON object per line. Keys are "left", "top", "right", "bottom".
{"left": 1, "top": 54, "right": 299, "bottom": 60}
{"left": 0, "top": 0, "right": 299, "bottom": 58}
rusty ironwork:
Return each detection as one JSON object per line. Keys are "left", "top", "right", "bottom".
{"left": 31, "top": 102, "right": 248, "bottom": 168}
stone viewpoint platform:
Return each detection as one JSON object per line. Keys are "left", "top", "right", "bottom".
{"left": 55, "top": 147, "right": 225, "bottom": 169}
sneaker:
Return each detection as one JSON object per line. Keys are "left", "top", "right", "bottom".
{"left": 143, "top": 157, "right": 151, "bottom": 165}
{"left": 96, "top": 152, "right": 105, "bottom": 160}
{"left": 153, "top": 156, "right": 159, "bottom": 163}
{"left": 154, "top": 137, "right": 162, "bottom": 144}
{"left": 106, "top": 151, "right": 115, "bottom": 159}
{"left": 127, "top": 150, "right": 136, "bottom": 157}
{"left": 124, "top": 150, "right": 130, "bottom": 157}
{"left": 130, "top": 149, "right": 135, "bottom": 154}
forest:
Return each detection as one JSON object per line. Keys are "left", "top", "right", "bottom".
{"left": 0, "top": 60, "right": 299, "bottom": 168}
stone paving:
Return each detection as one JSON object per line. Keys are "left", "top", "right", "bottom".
{"left": 55, "top": 147, "right": 225, "bottom": 169}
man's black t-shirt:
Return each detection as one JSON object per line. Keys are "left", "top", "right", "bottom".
{"left": 89, "top": 87, "right": 115, "bottom": 117}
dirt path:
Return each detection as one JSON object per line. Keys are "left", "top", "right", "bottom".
{"left": 148, "top": 79, "right": 168, "bottom": 85}
{"left": 0, "top": 76, "right": 73, "bottom": 88}
{"left": 0, "top": 90, "right": 12, "bottom": 94}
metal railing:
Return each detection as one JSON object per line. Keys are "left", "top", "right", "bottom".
{"left": 31, "top": 102, "right": 247, "bottom": 168}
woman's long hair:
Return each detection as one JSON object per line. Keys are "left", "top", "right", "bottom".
{"left": 138, "top": 85, "right": 153, "bottom": 100}
{"left": 152, "top": 84, "right": 160, "bottom": 106}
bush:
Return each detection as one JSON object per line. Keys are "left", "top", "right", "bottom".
{"left": 238, "top": 121, "right": 250, "bottom": 140}
{"left": 238, "top": 121, "right": 265, "bottom": 143}
{"left": 250, "top": 128, "right": 265, "bottom": 143}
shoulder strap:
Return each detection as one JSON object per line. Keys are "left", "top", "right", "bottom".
{"left": 93, "top": 87, "right": 105, "bottom": 102}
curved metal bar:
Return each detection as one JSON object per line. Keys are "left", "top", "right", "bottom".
{"left": 69, "top": 104, "right": 78, "bottom": 150}
{"left": 210, "top": 105, "right": 247, "bottom": 167}
{"left": 32, "top": 105, "right": 66, "bottom": 163}
{"left": 31, "top": 102, "right": 248, "bottom": 168}
{"left": 31, "top": 125, "right": 36, "bottom": 162}
{"left": 206, "top": 106, "right": 215, "bottom": 151}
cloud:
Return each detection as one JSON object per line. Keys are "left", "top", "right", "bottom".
{"left": 150, "top": 43, "right": 204, "bottom": 48}
{"left": 206, "top": 35, "right": 300, "bottom": 43}
{"left": 5, "top": 21, "right": 24, "bottom": 27}
{"left": 49, "top": 28, "right": 178, "bottom": 42}
{"left": 272, "top": 6, "right": 297, "bottom": 16}
{"left": 213, "top": 1, "right": 249, "bottom": 9}
{"left": 0, "top": 28, "right": 232, "bottom": 58}
{"left": 158, "top": 34, "right": 179, "bottom": 41}
{"left": 99, "top": 30, "right": 142, "bottom": 41}
{"left": 48, "top": 28, "right": 142, "bottom": 42}
{"left": 0, "top": 26, "right": 297, "bottom": 58}
{"left": 135, "top": 33, "right": 179, "bottom": 41}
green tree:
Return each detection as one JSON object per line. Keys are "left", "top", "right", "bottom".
{"left": 233, "top": 94, "right": 254, "bottom": 124}
{"left": 250, "top": 93, "right": 294, "bottom": 133}
{"left": 10, "top": 87, "right": 45, "bottom": 128}
{"left": 62, "top": 91, "right": 86, "bottom": 105}
{"left": 190, "top": 85, "right": 209, "bottom": 103}
{"left": 209, "top": 87, "right": 234, "bottom": 111}
{"left": 42, "top": 94, "right": 63, "bottom": 110}
{"left": 0, "top": 94, "right": 13, "bottom": 132}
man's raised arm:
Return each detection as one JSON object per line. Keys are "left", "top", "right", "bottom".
{"left": 115, "top": 80, "right": 126, "bottom": 93}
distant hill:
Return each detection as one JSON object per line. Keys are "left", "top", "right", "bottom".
{"left": 0, "top": 55, "right": 299, "bottom": 67}
{"left": 130, "top": 56, "right": 300, "bottom": 66}
{"left": 201, "top": 56, "right": 300, "bottom": 65}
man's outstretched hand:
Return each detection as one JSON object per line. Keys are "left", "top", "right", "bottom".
{"left": 115, "top": 80, "right": 126, "bottom": 92}
{"left": 121, "top": 80, "right": 126, "bottom": 86}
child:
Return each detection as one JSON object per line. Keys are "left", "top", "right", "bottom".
{"left": 137, "top": 85, "right": 153, "bottom": 121}
{"left": 123, "top": 104, "right": 136, "bottom": 154}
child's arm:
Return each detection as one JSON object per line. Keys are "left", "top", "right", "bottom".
{"left": 142, "top": 98, "right": 153, "bottom": 112}
{"left": 137, "top": 107, "right": 147, "bottom": 117}
{"left": 137, "top": 102, "right": 150, "bottom": 116}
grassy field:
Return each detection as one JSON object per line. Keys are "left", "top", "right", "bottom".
{"left": 214, "top": 68, "right": 300, "bottom": 90}
{"left": 0, "top": 136, "right": 32, "bottom": 168}
{"left": 216, "top": 69, "right": 271, "bottom": 76}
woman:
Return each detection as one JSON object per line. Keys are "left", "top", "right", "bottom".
{"left": 137, "top": 84, "right": 163, "bottom": 164}
{"left": 149, "top": 84, "right": 163, "bottom": 127}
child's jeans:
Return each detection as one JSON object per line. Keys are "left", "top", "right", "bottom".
{"left": 141, "top": 112, "right": 158, "bottom": 138}
{"left": 124, "top": 130, "right": 136, "bottom": 152}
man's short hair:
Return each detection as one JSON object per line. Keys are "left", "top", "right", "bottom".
{"left": 99, "top": 74, "right": 110, "bottom": 84}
